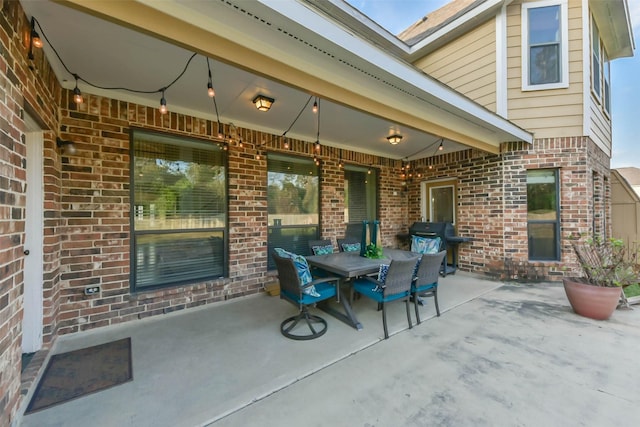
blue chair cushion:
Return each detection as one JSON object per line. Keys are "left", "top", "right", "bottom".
{"left": 273, "top": 248, "right": 319, "bottom": 297}
{"left": 281, "top": 281, "right": 336, "bottom": 305}
{"left": 412, "top": 282, "right": 438, "bottom": 294}
{"left": 341, "top": 242, "right": 361, "bottom": 252}
{"left": 411, "top": 235, "right": 441, "bottom": 254}
{"left": 353, "top": 278, "right": 410, "bottom": 303}
{"left": 312, "top": 244, "right": 333, "bottom": 255}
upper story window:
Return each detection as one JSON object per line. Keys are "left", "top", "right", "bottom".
{"left": 522, "top": 0, "right": 569, "bottom": 91}
{"left": 591, "top": 18, "right": 601, "bottom": 98}
{"left": 131, "top": 130, "right": 228, "bottom": 291}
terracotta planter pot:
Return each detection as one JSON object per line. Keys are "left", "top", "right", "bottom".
{"left": 562, "top": 278, "right": 622, "bottom": 320}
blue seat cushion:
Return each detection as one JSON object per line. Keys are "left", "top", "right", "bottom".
{"left": 353, "top": 278, "right": 410, "bottom": 303}
{"left": 281, "top": 281, "right": 336, "bottom": 305}
{"left": 274, "top": 248, "right": 319, "bottom": 297}
{"left": 412, "top": 282, "right": 438, "bottom": 294}
{"left": 411, "top": 236, "right": 441, "bottom": 254}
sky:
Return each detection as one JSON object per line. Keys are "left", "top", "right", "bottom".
{"left": 346, "top": 0, "right": 640, "bottom": 169}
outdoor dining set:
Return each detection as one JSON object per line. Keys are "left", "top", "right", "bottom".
{"left": 272, "top": 231, "right": 448, "bottom": 341}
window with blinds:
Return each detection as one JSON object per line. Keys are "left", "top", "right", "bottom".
{"left": 267, "top": 153, "right": 319, "bottom": 268}
{"left": 131, "top": 130, "right": 227, "bottom": 290}
{"left": 344, "top": 165, "right": 378, "bottom": 224}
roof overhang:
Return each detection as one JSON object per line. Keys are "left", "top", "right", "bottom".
{"left": 590, "top": 0, "right": 635, "bottom": 59}
{"left": 57, "top": 0, "right": 531, "bottom": 156}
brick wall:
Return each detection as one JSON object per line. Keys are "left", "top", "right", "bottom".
{"left": 55, "top": 92, "right": 409, "bottom": 337}
{"left": 0, "top": 1, "right": 60, "bottom": 425}
{"left": 405, "top": 137, "right": 610, "bottom": 281}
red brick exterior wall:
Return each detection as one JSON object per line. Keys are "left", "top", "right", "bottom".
{"left": 54, "top": 93, "right": 411, "bottom": 339}
{"left": 0, "top": 1, "right": 60, "bottom": 425}
{"left": 406, "top": 137, "right": 610, "bottom": 281}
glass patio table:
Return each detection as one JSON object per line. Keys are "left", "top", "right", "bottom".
{"left": 306, "top": 248, "right": 419, "bottom": 330}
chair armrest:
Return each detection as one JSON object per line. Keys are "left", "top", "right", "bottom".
{"left": 303, "top": 276, "right": 341, "bottom": 302}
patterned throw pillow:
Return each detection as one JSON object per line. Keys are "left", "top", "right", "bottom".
{"left": 312, "top": 245, "right": 333, "bottom": 255}
{"left": 411, "top": 235, "right": 441, "bottom": 254}
{"left": 371, "top": 264, "right": 390, "bottom": 292}
{"left": 274, "top": 248, "right": 319, "bottom": 297}
{"left": 341, "top": 242, "right": 361, "bottom": 252}
{"left": 377, "top": 264, "right": 390, "bottom": 284}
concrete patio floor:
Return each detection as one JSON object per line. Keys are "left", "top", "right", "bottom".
{"left": 18, "top": 273, "right": 640, "bottom": 427}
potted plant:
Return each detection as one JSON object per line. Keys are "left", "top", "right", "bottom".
{"left": 363, "top": 243, "right": 384, "bottom": 259}
{"left": 565, "top": 236, "right": 638, "bottom": 320}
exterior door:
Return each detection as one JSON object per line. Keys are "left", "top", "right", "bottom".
{"left": 421, "top": 179, "right": 457, "bottom": 224}
{"left": 22, "top": 123, "right": 44, "bottom": 353}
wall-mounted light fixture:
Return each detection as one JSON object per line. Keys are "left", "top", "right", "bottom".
{"left": 56, "top": 137, "right": 77, "bottom": 155}
{"left": 387, "top": 134, "right": 403, "bottom": 145}
{"left": 253, "top": 95, "right": 274, "bottom": 112}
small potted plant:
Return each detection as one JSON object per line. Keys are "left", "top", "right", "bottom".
{"left": 564, "top": 236, "right": 639, "bottom": 320}
{"left": 363, "top": 243, "right": 384, "bottom": 259}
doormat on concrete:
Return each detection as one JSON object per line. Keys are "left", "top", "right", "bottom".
{"left": 25, "top": 337, "right": 132, "bottom": 414}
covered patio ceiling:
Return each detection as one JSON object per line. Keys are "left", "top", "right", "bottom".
{"left": 21, "top": 0, "right": 531, "bottom": 160}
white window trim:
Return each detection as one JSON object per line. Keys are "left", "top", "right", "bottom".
{"left": 521, "top": 0, "right": 569, "bottom": 91}
{"left": 603, "top": 49, "right": 611, "bottom": 118}
{"left": 591, "top": 17, "right": 602, "bottom": 102}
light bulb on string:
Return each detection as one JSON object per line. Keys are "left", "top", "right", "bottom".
{"left": 72, "top": 75, "right": 83, "bottom": 104}
{"left": 207, "top": 82, "right": 215, "bottom": 98}
{"left": 312, "top": 98, "right": 318, "bottom": 113}
{"left": 159, "top": 89, "right": 167, "bottom": 114}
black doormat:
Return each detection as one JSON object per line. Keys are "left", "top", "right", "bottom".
{"left": 25, "top": 337, "right": 133, "bottom": 414}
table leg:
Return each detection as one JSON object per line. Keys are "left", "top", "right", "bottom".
{"left": 318, "top": 288, "right": 363, "bottom": 330}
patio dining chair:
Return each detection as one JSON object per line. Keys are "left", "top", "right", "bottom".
{"left": 412, "top": 250, "right": 447, "bottom": 324}
{"left": 273, "top": 250, "right": 340, "bottom": 340}
{"left": 352, "top": 258, "right": 418, "bottom": 339}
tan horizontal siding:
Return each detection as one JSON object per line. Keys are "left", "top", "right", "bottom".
{"left": 414, "top": 19, "right": 497, "bottom": 112}
{"left": 506, "top": 0, "right": 585, "bottom": 137}
{"left": 589, "top": 96, "right": 612, "bottom": 154}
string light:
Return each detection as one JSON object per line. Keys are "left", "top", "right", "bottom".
{"left": 159, "top": 89, "right": 167, "bottom": 114}
{"left": 312, "top": 97, "right": 318, "bottom": 113}
{"left": 72, "top": 74, "right": 83, "bottom": 104}
{"left": 206, "top": 58, "right": 215, "bottom": 98}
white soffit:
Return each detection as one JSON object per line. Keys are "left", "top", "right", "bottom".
{"left": 590, "top": 0, "right": 635, "bottom": 59}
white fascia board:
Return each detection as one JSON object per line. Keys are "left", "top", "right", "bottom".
{"left": 258, "top": 0, "right": 532, "bottom": 143}
{"left": 307, "top": 0, "right": 411, "bottom": 54}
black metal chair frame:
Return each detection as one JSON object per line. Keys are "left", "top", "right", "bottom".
{"left": 412, "top": 250, "right": 447, "bottom": 324}
{"left": 273, "top": 253, "right": 340, "bottom": 340}
{"left": 352, "top": 258, "right": 417, "bottom": 339}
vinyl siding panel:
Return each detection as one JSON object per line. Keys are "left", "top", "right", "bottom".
{"left": 506, "top": 0, "right": 584, "bottom": 138}
{"left": 413, "top": 19, "right": 497, "bottom": 112}
{"left": 590, "top": 97, "right": 611, "bottom": 155}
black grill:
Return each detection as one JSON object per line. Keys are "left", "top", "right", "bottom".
{"left": 406, "top": 222, "right": 472, "bottom": 275}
